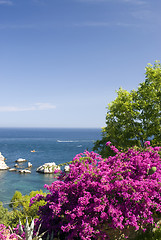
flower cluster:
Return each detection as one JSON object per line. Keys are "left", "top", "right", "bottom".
{"left": 0, "top": 224, "right": 18, "bottom": 240}
{"left": 31, "top": 143, "right": 161, "bottom": 239}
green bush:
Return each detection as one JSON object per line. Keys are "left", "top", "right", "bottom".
{"left": 0, "top": 202, "right": 10, "bottom": 226}
{"left": 1, "top": 190, "right": 47, "bottom": 228}
{"left": 134, "top": 225, "right": 161, "bottom": 240}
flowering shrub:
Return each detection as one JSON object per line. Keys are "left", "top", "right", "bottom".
{"left": 13, "top": 218, "right": 42, "bottom": 240}
{"left": 30, "top": 142, "right": 161, "bottom": 239}
{"left": 0, "top": 224, "right": 18, "bottom": 240}
{"left": 13, "top": 223, "right": 26, "bottom": 240}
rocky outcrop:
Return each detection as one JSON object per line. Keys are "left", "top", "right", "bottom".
{"left": 37, "top": 162, "right": 60, "bottom": 173}
{"left": 0, "top": 152, "right": 9, "bottom": 170}
{"left": 9, "top": 160, "right": 32, "bottom": 174}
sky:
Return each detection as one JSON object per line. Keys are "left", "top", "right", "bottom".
{"left": 0, "top": 0, "right": 161, "bottom": 128}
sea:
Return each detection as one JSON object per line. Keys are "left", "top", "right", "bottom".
{"left": 0, "top": 128, "right": 101, "bottom": 207}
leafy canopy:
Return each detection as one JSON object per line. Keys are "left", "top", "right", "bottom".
{"left": 9, "top": 190, "right": 46, "bottom": 227}
{"left": 93, "top": 61, "right": 161, "bottom": 157}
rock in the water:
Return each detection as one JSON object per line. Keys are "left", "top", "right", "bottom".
{"left": 19, "top": 169, "right": 31, "bottom": 174}
{"left": 16, "top": 158, "right": 27, "bottom": 163}
{"left": 64, "top": 165, "right": 70, "bottom": 172}
{"left": 0, "top": 152, "right": 9, "bottom": 170}
{"left": 28, "top": 162, "right": 32, "bottom": 168}
{"left": 37, "top": 162, "right": 60, "bottom": 173}
{"left": 9, "top": 168, "right": 17, "bottom": 172}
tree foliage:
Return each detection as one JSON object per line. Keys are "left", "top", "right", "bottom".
{"left": 0, "top": 202, "right": 9, "bottom": 226}
{"left": 8, "top": 190, "right": 46, "bottom": 227}
{"left": 93, "top": 61, "right": 161, "bottom": 157}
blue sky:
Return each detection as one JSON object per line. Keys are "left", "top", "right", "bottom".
{"left": 0, "top": 0, "right": 160, "bottom": 128}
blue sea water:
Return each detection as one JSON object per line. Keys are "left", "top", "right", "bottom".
{"left": 0, "top": 128, "right": 101, "bottom": 206}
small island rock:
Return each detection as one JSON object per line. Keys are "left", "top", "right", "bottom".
{"left": 19, "top": 169, "right": 31, "bottom": 174}
{"left": 37, "top": 162, "right": 60, "bottom": 174}
{"left": 28, "top": 162, "right": 32, "bottom": 168}
{"left": 9, "top": 168, "right": 17, "bottom": 172}
{"left": 16, "top": 158, "right": 27, "bottom": 163}
{"left": 0, "top": 152, "right": 9, "bottom": 170}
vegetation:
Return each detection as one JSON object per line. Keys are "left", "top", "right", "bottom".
{"left": 1, "top": 61, "right": 161, "bottom": 239}
{"left": 0, "top": 190, "right": 46, "bottom": 229}
{"left": 0, "top": 224, "right": 18, "bottom": 240}
{"left": 1, "top": 145, "right": 161, "bottom": 239}
{"left": 0, "top": 202, "right": 10, "bottom": 227}
{"left": 30, "top": 143, "right": 161, "bottom": 240}
{"left": 9, "top": 190, "right": 46, "bottom": 227}
{"left": 93, "top": 61, "right": 161, "bottom": 157}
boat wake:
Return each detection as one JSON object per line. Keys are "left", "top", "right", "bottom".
{"left": 57, "top": 140, "right": 79, "bottom": 143}
{"left": 57, "top": 140, "right": 94, "bottom": 143}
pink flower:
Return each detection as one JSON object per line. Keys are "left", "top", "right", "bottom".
{"left": 106, "top": 141, "right": 111, "bottom": 146}
{"left": 30, "top": 144, "right": 161, "bottom": 240}
{"left": 144, "top": 141, "right": 150, "bottom": 146}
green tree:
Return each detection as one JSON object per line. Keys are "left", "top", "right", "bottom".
{"left": 0, "top": 202, "right": 9, "bottom": 226}
{"left": 94, "top": 61, "right": 161, "bottom": 157}
{"left": 9, "top": 190, "right": 46, "bottom": 227}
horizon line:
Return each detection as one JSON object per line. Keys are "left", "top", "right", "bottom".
{"left": 0, "top": 126, "right": 103, "bottom": 129}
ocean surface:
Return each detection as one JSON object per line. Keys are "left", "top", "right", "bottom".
{"left": 0, "top": 128, "right": 101, "bottom": 207}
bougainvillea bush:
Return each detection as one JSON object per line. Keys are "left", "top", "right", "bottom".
{"left": 0, "top": 224, "right": 18, "bottom": 240}
{"left": 30, "top": 141, "right": 161, "bottom": 240}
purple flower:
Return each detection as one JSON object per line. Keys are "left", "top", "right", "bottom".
{"left": 144, "top": 141, "right": 150, "bottom": 146}
{"left": 30, "top": 144, "right": 161, "bottom": 239}
{"left": 106, "top": 141, "right": 111, "bottom": 146}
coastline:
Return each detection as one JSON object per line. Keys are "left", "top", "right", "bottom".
{"left": 0, "top": 128, "right": 101, "bottom": 205}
